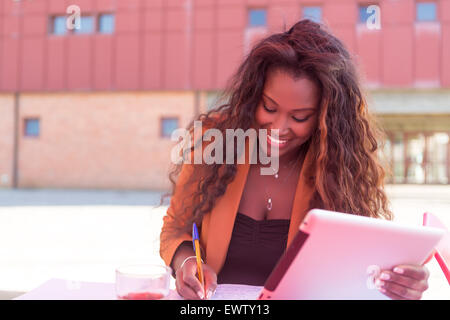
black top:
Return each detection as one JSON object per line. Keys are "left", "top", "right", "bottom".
{"left": 217, "top": 212, "right": 290, "bottom": 286}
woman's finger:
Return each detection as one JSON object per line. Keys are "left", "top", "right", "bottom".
{"left": 183, "top": 268, "right": 205, "bottom": 299}
{"left": 178, "top": 283, "right": 202, "bottom": 300}
{"left": 377, "top": 271, "right": 429, "bottom": 292}
{"left": 176, "top": 269, "right": 201, "bottom": 300}
{"left": 378, "top": 286, "right": 407, "bottom": 300}
{"left": 202, "top": 264, "right": 218, "bottom": 299}
{"left": 391, "top": 265, "right": 430, "bottom": 281}
{"left": 376, "top": 278, "right": 423, "bottom": 300}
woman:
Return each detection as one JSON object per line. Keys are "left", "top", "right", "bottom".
{"left": 159, "top": 20, "right": 430, "bottom": 300}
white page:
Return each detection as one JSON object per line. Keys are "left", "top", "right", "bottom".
{"left": 168, "top": 284, "right": 263, "bottom": 300}
{"left": 211, "top": 284, "right": 263, "bottom": 300}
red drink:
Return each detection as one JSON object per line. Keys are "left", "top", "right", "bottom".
{"left": 115, "top": 264, "right": 172, "bottom": 300}
{"left": 118, "top": 292, "right": 165, "bottom": 300}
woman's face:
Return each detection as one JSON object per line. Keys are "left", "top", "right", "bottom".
{"left": 254, "top": 69, "right": 320, "bottom": 160}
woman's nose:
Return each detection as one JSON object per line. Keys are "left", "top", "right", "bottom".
{"left": 270, "top": 116, "right": 290, "bottom": 136}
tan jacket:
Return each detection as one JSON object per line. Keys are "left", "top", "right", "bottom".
{"left": 160, "top": 134, "right": 316, "bottom": 275}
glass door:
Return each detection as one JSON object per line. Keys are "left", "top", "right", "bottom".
{"left": 425, "top": 132, "right": 449, "bottom": 184}
{"left": 405, "top": 133, "right": 426, "bottom": 184}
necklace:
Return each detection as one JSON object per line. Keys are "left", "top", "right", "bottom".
{"left": 263, "top": 149, "right": 304, "bottom": 212}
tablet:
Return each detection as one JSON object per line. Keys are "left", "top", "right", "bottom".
{"left": 258, "top": 209, "right": 445, "bottom": 300}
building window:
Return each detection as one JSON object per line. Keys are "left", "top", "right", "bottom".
{"left": 302, "top": 6, "right": 322, "bottom": 23}
{"left": 73, "top": 16, "right": 95, "bottom": 34}
{"left": 416, "top": 2, "right": 437, "bottom": 22}
{"left": 384, "top": 131, "right": 449, "bottom": 185}
{"left": 161, "top": 118, "right": 179, "bottom": 138}
{"left": 24, "top": 119, "right": 40, "bottom": 137}
{"left": 50, "top": 14, "right": 111, "bottom": 35}
{"left": 358, "top": 4, "right": 378, "bottom": 24}
{"left": 99, "top": 13, "right": 115, "bottom": 34}
{"left": 50, "top": 16, "right": 67, "bottom": 35}
{"left": 248, "top": 9, "right": 267, "bottom": 27}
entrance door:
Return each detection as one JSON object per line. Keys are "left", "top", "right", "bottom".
{"left": 425, "top": 132, "right": 449, "bottom": 184}
{"left": 405, "top": 133, "right": 426, "bottom": 184}
{"left": 385, "top": 131, "right": 449, "bottom": 184}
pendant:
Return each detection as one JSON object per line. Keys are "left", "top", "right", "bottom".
{"left": 274, "top": 173, "right": 279, "bottom": 179}
{"left": 267, "top": 198, "right": 272, "bottom": 211}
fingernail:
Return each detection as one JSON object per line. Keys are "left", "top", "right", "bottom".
{"left": 207, "top": 290, "right": 213, "bottom": 299}
{"left": 380, "top": 272, "right": 390, "bottom": 280}
{"left": 394, "top": 267, "right": 404, "bottom": 274}
{"left": 375, "top": 279, "right": 384, "bottom": 288}
{"left": 197, "top": 291, "right": 204, "bottom": 299}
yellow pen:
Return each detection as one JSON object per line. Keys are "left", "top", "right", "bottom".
{"left": 192, "top": 222, "right": 205, "bottom": 298}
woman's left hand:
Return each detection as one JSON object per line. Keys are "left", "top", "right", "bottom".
{"left": 375, "top": 264, "right": 430, "bottom": 300}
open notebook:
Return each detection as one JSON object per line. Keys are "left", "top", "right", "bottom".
{"left": 169, "top": 284, "right": 263, "bottom": 300}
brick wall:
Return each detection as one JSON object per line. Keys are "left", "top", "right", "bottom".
{"left": 0, "top": 94, "right": 14, "bottom": 188}
{"left": 15, "top": 91, "right": 203, "bottom": 190}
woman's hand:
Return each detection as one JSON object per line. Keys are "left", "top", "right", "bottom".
{"left": 375, "top": 264, "right": 430, "bottom": 300}
{"left": 175, "top": 258, "right": 218, "bottom": 300}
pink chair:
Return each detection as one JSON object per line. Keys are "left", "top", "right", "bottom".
{"left": 423, "top": 212, "right": 450, "bottom": 285}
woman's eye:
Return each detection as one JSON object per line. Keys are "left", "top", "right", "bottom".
{"left": 292, "top": 116, "right": 309, "bottom": 123}
{"left": 263, "top": 104, "right": 276, "bottom": 113}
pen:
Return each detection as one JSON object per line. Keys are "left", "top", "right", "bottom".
{"left": 192, "top": 222, "right": 205, "bottom": 299}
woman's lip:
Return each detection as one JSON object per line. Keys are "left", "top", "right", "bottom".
{"left": 267, "top": 135, "right": 290, "bottom": 148}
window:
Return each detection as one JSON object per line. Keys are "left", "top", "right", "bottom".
{"left": 99, "top": 14, "right": 115, "bottom": 34}
{"left": 161, "top": 118, "right": 179, "bottom": 138}
{"left": 73, "top": 16, "right": 95, "bottom": 34}
{"left": 302, "top": 6, "right": 322, "bottom": 23}
{"left": 50, "top": 16, "right": 67, "bottom": 35}
{"left": 49, "top": 13, "right": 115, "bottom": 35}
{"left": 24, "top": 119, "right": 40, "bottom": 137}
{"left": 416, "top": 2, "right": 437, "bottom": 22}
{"left": 358, "top": 4, "right": 378, "bottom": 23}
{"left": 248, "top": 9, "right": 267, "bottom": 27}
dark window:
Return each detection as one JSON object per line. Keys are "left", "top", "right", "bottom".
{"left": 248, "top": 9, "right": 267, "bottom": 27}
{"left": 24, "top": 119, "right": 40, "bottom": 137}
{"left": 99, "top": 14, "right": 115, "bottom": 34}
{"left": 303, "top": 6, "right": 322, "bottom": 23}
{"left": 74, "top": 16, "right": 95, "bottom": 34}
{"left": 416, "top": 2, "right": 437, "bottom": 22}
{"left": 161, "top": 118, "right": 179, "bottom": 138}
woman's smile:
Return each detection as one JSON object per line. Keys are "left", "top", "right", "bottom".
{"left": 267, "top": 134, "right": 290, "bottom": 149}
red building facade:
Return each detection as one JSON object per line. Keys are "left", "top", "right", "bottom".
{"left": 1, "top": 0, "right": 450, "bottom": 92}
{"left": 0, "top": 0, "right": 449, "bottom": 189}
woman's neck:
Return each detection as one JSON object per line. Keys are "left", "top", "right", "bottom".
{"left": 278, "top": 144, "right": 308, "bottom": 168}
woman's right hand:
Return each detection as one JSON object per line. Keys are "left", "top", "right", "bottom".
{"left": 175, "top": 257, "right": 218, "bottom": 300}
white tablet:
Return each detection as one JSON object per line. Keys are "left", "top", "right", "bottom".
{"left": 258, "top": 209, "right": 444, "bottom": 300}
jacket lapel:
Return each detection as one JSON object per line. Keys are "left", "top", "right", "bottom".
{"left": 286, "top": 141, "right": 315, "bottom": 248}
{"left": 205, "top": 137, "right": 253, "bottom": 273}
{"left": 205, "top": 137, "right": 315, "bottom": 273}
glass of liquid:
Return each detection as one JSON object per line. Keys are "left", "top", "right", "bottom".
{"left": 115, "top": 264, "right": 172, "bottom": 300}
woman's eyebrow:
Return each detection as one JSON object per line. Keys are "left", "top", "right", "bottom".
{"left": 263, "top": 93, "right": 316, "bottom": 111}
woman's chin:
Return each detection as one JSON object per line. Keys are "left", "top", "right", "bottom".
{"left": 258, "top": 143, "right": 289, "bottom": 159}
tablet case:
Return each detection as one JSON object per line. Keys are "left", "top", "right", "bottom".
{"left": 258, "top": 209, "right": 444, "bottom": 299}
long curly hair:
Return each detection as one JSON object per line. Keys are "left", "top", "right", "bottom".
{"left": 160, "top": 19, "right": 393, "bottom": 236}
